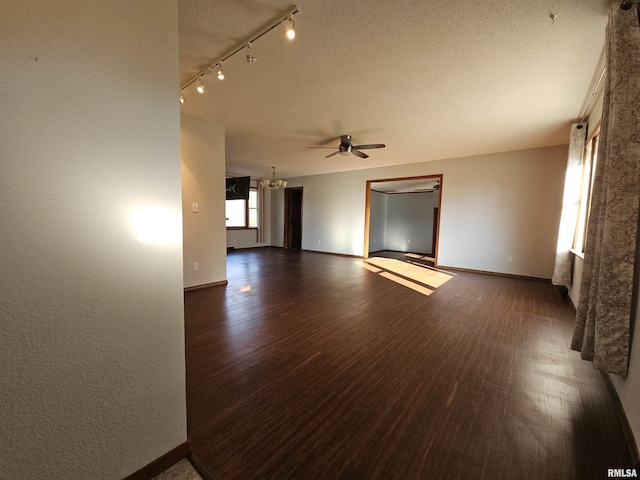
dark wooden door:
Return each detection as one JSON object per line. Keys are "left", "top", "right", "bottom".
{"left": 284, "top": 187, "right": 303, "bottom": 249}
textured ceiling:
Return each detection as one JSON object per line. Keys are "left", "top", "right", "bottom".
{"left": 178, "top": 0, "right": 612, "bottom": 180}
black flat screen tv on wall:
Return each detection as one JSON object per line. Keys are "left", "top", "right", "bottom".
{"left": 226, "top": 176, "right": 250, "bottom": 200}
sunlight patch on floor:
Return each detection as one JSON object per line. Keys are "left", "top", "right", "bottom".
{"left": 354, "top": 260, "right": 382, "bottom": 273}
{"left": 405, "top": 252, "right": 436, "bottom": 263}
{"left": 379, "top": 271, "right": 434, "bottom": 296}
{"left": 354, "top": 257, "right": 453, "bottom": 296}
{"left": 366, "top": 257, "right": 453, "bottom": 289}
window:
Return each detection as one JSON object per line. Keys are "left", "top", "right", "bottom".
{"left": 226, "top": 188, "right": 258, "bottom": 228}
{"left": 574, "top": 127, "right": 599, "bottom": 252}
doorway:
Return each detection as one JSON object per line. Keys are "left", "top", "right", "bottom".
{"left": 364, "top": 175, "right": 442, "bottom": 262}
{"left": 284, "top": 187, "right": 303, "bottom": 249}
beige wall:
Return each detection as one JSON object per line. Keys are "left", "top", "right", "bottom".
{"left": 0, "top": 2, "right": 186, "bottom": 479}
{"left": 181, "top": 115, "right": 227, "bottom": 287}
{"left": 274, "top": 145, "right": 567, "bottom": 279}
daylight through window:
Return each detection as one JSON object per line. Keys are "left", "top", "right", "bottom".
{"left": 226, "top": 188, "right": 258, "bottom": 228}
{"left": 574, "top": 126, "right": 599, "bottom": 252}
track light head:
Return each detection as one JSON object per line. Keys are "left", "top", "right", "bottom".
{"left": 282, "top": 17, "right": 295, "bottom": 40}
{"left": 217, "top": 63, "right": 224, "bottom": 80}
{"left": 179, "top": 92, "right": 184, "bottom": 104}
{"left": 196, "top": 77, "right": 204, "bottom": 93}
{"left": 246, "top": 42, "right": 257, "bottom": 63}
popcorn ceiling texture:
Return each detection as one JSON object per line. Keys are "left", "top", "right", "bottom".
{"left": 177, "top": 0, "right": 611, "bottom": 179}
{"left": 0, "top": 1, "right": 186, "bottom": 479}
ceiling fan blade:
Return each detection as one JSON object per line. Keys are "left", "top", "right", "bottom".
{"left": 308, "top": 146, "right": 339, "bottom": 149}
{"left": 352, "top": 143, "right": 385, "bottom": 150}
{"left": 324, "top": 151, "right": 341, "bottom": 158}
{"left": 351, "top": 149, "right": 369, "bottom": 159}
{"left": 317, "top": 135, "right": 342, "bottom": 146}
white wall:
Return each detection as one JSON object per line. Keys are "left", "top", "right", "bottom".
{"left": 271, "top": 188, "right": 286, "bottom": 247}
{"left": 181, "top": 115, "right": 227, "bottom": 287}
{"left": 369, "top": 191, "right": 388, "bottom": 253}
{"left": 0, "top": 2, "right": 186, "bottom": 479}
{"left": 276, "top": 145, "right": 567, "bottom": 278}
{"left": 385, "top": 192, "right": 440, "bottom": 254}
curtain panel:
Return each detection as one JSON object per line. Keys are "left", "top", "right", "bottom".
{"left": 572, "top": 3, "right": 640, "bottom": 377}
{"left": 552, "top": 123, "right": 587, "bottom": 286}
{"left": 257, "top": 182, "right": 266, "bottom": 243}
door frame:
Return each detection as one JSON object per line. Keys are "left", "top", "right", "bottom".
{"left": 364, "top": 174, "right": 443, "bottom": 262}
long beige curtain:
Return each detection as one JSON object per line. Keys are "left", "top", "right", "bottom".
{"left": 256, "top": 182, "right": 266, "bottom": 243}
{"left": 551, "top": 123, "right": 587, "bottom": 286}
{"left": 572, "top": 3, "right": 640, "bottom": 377}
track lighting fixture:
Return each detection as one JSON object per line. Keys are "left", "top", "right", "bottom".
{"left": 179, "top": 5, "right": 299, "bottom": 101}
{"left": 246, "top": 42, "right": 257, "bottom": 63}
{"left": 282, "top": 16, "right": 295, "bottom": 40}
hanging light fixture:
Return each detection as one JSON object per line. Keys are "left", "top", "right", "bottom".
{"left": 196, "top": 77, "right": 204, "bottom": 93}
{"left": 216, "top": 62, "right": 224, "bottom": 80}
{"left": 179, "top": 91, "right": 184, "bottom": 104}
{"left": 260, "top": 166, "right": 288, "bottom": 191}
{"left": 282, "top": 16, "right": 296, "bottom": 40}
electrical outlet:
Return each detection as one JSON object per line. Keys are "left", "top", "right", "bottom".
{"left": 193, "top": 262, "right": 199, "bottom": 271}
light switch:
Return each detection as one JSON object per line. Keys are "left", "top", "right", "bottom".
{"left": 192, "top": 203, "right": 199, "bottom": 213}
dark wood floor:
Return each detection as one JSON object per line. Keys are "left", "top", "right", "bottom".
{"left": 185, "top": 248, "right": 632, "bottom": 480}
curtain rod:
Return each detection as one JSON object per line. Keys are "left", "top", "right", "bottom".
{"left": 580, "top": 65, "right": 606, "bottom": 123}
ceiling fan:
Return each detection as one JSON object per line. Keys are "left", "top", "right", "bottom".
{"left": 414, "top": 181, "right": 440, "bottom": 193}
{"left": 308, "top": 135, "right": 385, "bottom": 159}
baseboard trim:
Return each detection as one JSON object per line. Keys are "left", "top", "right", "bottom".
{"left": 184, "top": 280, "right": 228, "bottom": 292}
{"left": 566, "top": 292, "right": 577, "bottom": 313}
{"left": 188, "top": 453, "right": 215, "bottom": 480}
{"left": 123, "top": 440, "right": 192, "bottom": 480}
{"left": 436, "top": 265, "right": 550, "bottom": 282}
{"left": 302, "top": 248, "right": 364, "bottom": 259}
{"left": 601, "top": 372, "right": 640, "bottom": 465}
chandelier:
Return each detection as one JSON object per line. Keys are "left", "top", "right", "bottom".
{"left": 260, "top": 166, "right": 288, "bottom": 191}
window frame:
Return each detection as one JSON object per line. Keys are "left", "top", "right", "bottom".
{"left": 226, "top": 187, "right": 258, "bottom": 230}
{"left": 573, "top": 124, "right": 600, "bottom": 253}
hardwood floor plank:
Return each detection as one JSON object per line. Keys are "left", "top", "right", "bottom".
{"left": 185, "top": 248, "right": 632, "bottom": 479}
